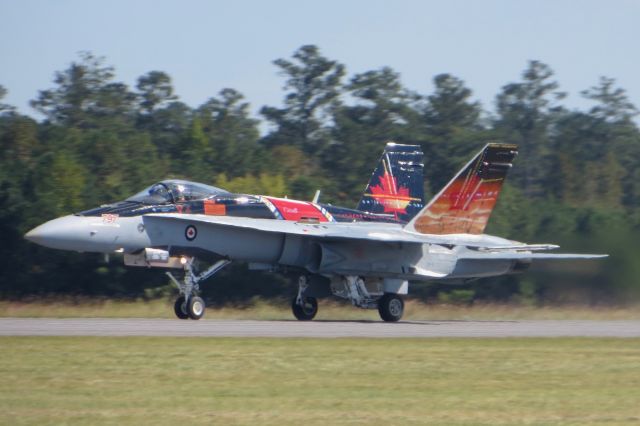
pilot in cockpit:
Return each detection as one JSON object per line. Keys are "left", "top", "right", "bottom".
{"left": 127, "top": 180, "right": 228, "bottom": 205}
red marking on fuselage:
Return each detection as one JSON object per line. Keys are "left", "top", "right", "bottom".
{"left": 102, "top": 214, "right": 118, "bottom": 224}
{"left": 204, "top": 200, "right": 226, "bottom": 216}
{"left": 265, "top": 197, "right": 328, "bottom": 222}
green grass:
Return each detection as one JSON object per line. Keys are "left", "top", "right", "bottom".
{"left": 0, "top": 337, "right": 639, "bottom": 425}
{"left": 2, "top": 297, "right": 640, "bottom": 320}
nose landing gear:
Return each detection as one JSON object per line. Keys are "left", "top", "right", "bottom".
{"left": 186, "top": 296, "right": 206, "bottom": 320}
{"left": 173, "top": 296, "right": 189, "bottom": 319}
{"left": 166, "top": 258, "right": 231, "bottom": 320}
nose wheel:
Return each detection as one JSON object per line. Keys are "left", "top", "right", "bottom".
{"left": 173, "top": 295, "right": 206, "bottom": 320}
{"left": 173, "top": 296, "right": 189, "bottom": 319}
{"left": 167, "top": 258, "right": 231, "bottom": 320}
{"left": 186, "top": 296, "right": 205, "bottom": 320}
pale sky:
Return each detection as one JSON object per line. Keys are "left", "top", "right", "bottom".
{"left": 1, "top": 0, "right": 638, "bottom": 121}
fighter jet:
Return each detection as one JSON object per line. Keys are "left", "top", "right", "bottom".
{"left": 25, "top": 142, "right": 606, "bottom": 322}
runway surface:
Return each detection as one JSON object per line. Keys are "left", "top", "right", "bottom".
{"left": 1, "top": 318, "right": 639, "bottom": 337}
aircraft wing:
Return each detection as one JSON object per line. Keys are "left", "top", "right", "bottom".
{"left": 143, "top": 214, "right": 608, "bottom": 259}
{"left": 143, "top": 213, "right": 426, "bottom": 243}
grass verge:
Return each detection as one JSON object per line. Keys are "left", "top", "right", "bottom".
{"left": 1, "top": 297, "right": 640, "bottom": 320}
{"left": 0, "top": 337, "right": 638, "bottom": 425}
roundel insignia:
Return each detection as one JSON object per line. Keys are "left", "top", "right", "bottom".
{"left": 185, "top": 225, "right": 197, "bottom": 241}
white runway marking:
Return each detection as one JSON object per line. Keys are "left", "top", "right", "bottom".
{"left": 1, "top": 318, "right": 639, "bottom": 338}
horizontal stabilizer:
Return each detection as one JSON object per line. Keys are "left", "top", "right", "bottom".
{"left": 459, "top": 252, "right": 608, "bottom": 260}
{"left": 477, "top": 244, "right": 559, "bottom": 252}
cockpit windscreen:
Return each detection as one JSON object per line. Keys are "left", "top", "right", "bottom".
{"left": 126, "top": 180, "right": 229, "bottom": 204}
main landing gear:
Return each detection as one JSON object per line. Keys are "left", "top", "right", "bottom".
{"left": 377, "top": 293, "right": 404, "bottom": 322}
{"left": 291, "top": 276, "right": 318, "bottom": 320}
{"left": 166, "top": 258, "right": 231, "bottom": 320}
{"left": 291, "top": 275, "right": 405, "bottom": 322}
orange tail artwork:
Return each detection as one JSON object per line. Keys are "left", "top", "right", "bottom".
{"left": 411, "top": 143, "right": 518, "bottom": 235}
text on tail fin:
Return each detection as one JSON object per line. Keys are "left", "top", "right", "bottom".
{"left": 357, "top": 142, "right": 424, "bottom": 222}
{"left": 408, "top": 143, "right": 518, "bottom": 235}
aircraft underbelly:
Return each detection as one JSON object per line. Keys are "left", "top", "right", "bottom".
{"left": 277, "top": 238, "right": 461, "bottom": 280}
{"left": 277, "top": 234, "right": 322, "bottom": 271}
{"left": 294, "top": 240, "right": 426, "bottom": 278}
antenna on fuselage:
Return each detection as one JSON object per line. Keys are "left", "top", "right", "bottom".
{"left": 312, "top": 190, "right": 321, "bottom": 204}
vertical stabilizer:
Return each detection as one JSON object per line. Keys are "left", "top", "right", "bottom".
{"left": 357, "top": 143, "right": 425, "bottom": 223}
{"left": 406, "top": 143, "right": 518, "bottom": 235}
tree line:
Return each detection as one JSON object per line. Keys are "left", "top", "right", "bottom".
{"left": 1, "top": 45, "right": 639, "bottom": 305}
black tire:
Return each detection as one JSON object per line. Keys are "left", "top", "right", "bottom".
{"left": 187, "top": 296, "right": 206, "bottom": 320}
{"left": 378, "top": 294, "right": 404, "bottom": 322}
{"left": 174, "top": 296, "right": 189, "bottom": 320}
{"left": 291, "top": 296, "right": 318, "bottom": 321}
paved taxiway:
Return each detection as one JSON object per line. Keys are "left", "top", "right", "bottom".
{"left": 1, "top": 318, "right": 639, "bottom": 337}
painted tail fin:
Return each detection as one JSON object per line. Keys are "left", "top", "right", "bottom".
{"left": 357, "top": 142, "right": 425, "bottom": 223}
{"left": 406, "top": 143, "right": 518, "bottom": 235}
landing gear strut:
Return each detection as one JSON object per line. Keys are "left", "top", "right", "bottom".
{"left": 328, "top": 275, "right": 406, "bottom": 322}
{"left": 290, "top": 274, "right": 406, "bottom": 322}
{"left": 167, "top": 258, "right": 231, "bottom": 320}
{"left": 291, "top": 275, "right": 318, "bottom": 321}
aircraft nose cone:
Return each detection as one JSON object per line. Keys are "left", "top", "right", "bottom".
{"left": 24, "top": 226, "right": 45, "bottom": 244}
{"left": 24, "top": 215, "right": 89, "bottom": 251}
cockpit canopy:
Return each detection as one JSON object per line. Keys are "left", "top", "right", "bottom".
{"left": 127, "top": 180, "right": 229, "bottom": 204}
